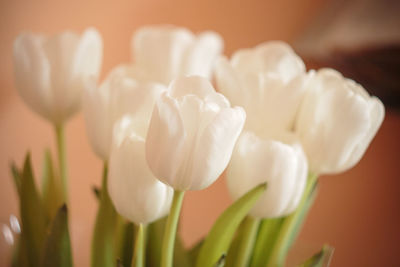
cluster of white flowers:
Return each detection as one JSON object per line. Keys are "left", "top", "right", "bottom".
{"left": 13, "top": 26, "right": 384, "bottom": 226}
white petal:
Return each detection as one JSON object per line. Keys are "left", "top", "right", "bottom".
{"left": 82, "top": 77, "right": 112, "bottom": 160}
{"left": 67, "top": 28, "right": 103, "bottom": 119}
{"left": 109, "top": 76, "right": 166, "bottom": 137}
{"left": 13, "top": 33, "right": 52, "bottom": 121}
{"left": 109, "top": 118, "right": 173, "bottom": 224}
{"left": 180, "top": 31, "right": 223, "bottom": 78}
{"left": 146, "top": 92, "right": 186, "bottom": 187}
{"left": 42, "top": 31, "right": 80, "bottom": 123}
{"left": 254, "top": 41, "right": 305, "bottom": 83}
{"left": 280, "top": 144, "right": 308, "bottom": 215}
{"left": 133, "top": 26, "right": 194, "bottom": 84}
{"left": 189, "top": 106, "right": 246, "bottom": 190}
{"left": 215, "top": 56, "right": 243, "bottom": 105}
{"left": 169, "top": 75, "right": 216, "bottom": 99}
{"left": 72, "top": 28, "right": 103, "bottom": 78}
{"left": 252, "top": 72, "right": 311, "bottom": 135}
{"left": 334, "top": 96, "right": 385, "bottom": 173}
{"left": 170, "top": 95, "right": 206, "bottom": 190}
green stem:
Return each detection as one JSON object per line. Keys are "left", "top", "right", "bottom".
{"left": 161, "top": 190, "right": 185, "bottom": 267}
{"left": 234, "top": 216, "right": 260, "bottom": 267}
{"left": 132, "top": 224, "right": 146, "bottom": 267}
{"left": 267, "top": 173, "right": 318, "bottom": 267}
{"left": 55, "top": 124, "right": 67, "bottom": 202}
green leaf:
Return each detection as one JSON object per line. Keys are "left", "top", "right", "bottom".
{"left": 41, "top": 149, "right": 63, "bottom": 220}
{"left": 42, "top": 204, "right": 73, "bottom": 267}
{"left": 249, "top": 217, "right": 284, "bottom": 267}
{"left": 298, "top": 245, "right": 334, "bottom": 267}
{"left": 195, "top": 183, "right": 267, "bottom": 267}
{"left": 11, "top": 234, "right": 29, "bottom": 267}
{"left": 224, "top": 220, "right": 246, "bottom": 267}
{"left": 91, "top": 163, "right": 118, "bottom": 267}
{"left": 20, "top": 153, "right": 47, "bottom": 267}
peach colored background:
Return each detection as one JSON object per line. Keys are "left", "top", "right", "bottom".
{"left": 1, "top": 0, "right": 399, "bottom": 266}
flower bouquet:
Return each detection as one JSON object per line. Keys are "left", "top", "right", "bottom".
{"left": 8, "top": 25, "right": 384, "bottom": 267}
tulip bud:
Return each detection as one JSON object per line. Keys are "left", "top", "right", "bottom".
{"left": 226, "top": 132, "right": 308, "bottom": 218}
{"left": 215, "top": 41, "right": 310, "bottom": 137}
{"left": 295, "top": 68, "right": 385, "bottom": 174}
{"left": 83, "top": 65, "right": 166, "bottom": 160}
{"left": 146, "top": 76, "right": 246, "bottom": 191}
{"left": 132, "top": 25, "right": 223, "bottom": 84}
{"left": 13, "top": 28, "right": 103, "bottom": 124}
{"left": 108, "top": 116, "right": 173, "bottom": 224}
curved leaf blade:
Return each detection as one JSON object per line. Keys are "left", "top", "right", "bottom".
{"left": 195, "top": 183, "right": 267, "bottom": 267}
{"left": 20, "top": 153, "right": 47, "bottom": 266}
{"left": 42, "top": 204, "right": 73, "bottom": 267}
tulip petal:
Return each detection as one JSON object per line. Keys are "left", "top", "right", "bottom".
{"left": 146, "top": 93, "right": 186, "bottom": 187}
{"left": 73, "top": 28, "right": 103, "bottom": 78}
{"left": 13, "top": 33, "right": 52, "bottom": 120}
{"left": 215, "top": 57, "right": 243, "bottom": 104}
{"left": 338, "top": 96, "right": 385, "bottom": 172}
{"left": 43, "top": 31, "right": 80, "bottom": 122}
{"left": 254, "top": 41, "right": 305, "bottom": 83}
{"left": 109, "top": 118, "right": 173, "bottom": 224}
{"left": 189, "top": 106, "right": 246, "bottom": 190}
{"left": 180, "top": 31, "right": 223, "bottom": 78}
{"left": 68, "top": 28, "right": 103, "bottom": 119}
{"left": 215, "top": 41, "right": 308, "bottom": 136}
{"left": 133, "top": 26, "right": 194, "bottom": 84}
{"left": 82, "top": 78, "right": 112, "bottom": 160}
{"left": 281, "top": 145, "right": 308, "bottom": 215}
{"left": 169, "top": 75, "right": 216, "bottom": 99}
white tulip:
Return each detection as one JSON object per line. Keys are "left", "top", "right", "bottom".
{"left": 295, "top": 68, "right": 385, "bottom": 174}
{"left": 146, "top": 76, "right": 246, "bottom": 191}
{"left": 215, "top": 41, "right": 310, "bottom": 137}
{"left": 83, "top": 65, "right": 166, "bottom": 160}
{"left": 108, "top": 116, "right": 173, "bottom": 224}
{"left": 132, "top": 25, "right": 223, "bottom": 84}
{"left": 13, "top": 28, "right": 103, "bottom": 124}
{"left": 226, "top": 131, "right": 308, "bottom": 218}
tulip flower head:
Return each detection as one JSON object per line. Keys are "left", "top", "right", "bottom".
{"left": 146, "top": 76, "right": 246, "bottom": 191}
{"left": 227, "top": 132, "right": 308, "bottom": 218}
{"left": 13, "top": 28, "right": 103, "bottom": 125}
{"left": 295, "top": 68, "right": 385, "bottom": 175}
{"left": 83, "top": 65, "right": 166, "bottom": 160}
{"left": 108, "top": 116, "right": 173, "bottom": 224}
{"left": 132, "top": 25, "right": 223, "bottom": 84}
{"left": 215, "top": 41, "right": 310, "bottom": 137}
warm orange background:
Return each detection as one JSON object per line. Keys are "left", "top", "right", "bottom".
{"left": 1, "top": 0, "right": 399, "bottom": 266}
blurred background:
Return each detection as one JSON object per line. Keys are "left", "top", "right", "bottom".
{"left": 0, "top": 0, "right": 399, "bottom": 266}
